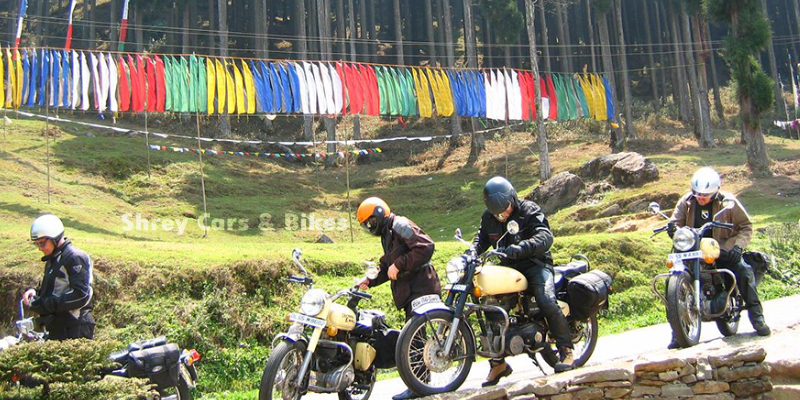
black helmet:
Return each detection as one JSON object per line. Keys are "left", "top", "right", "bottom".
{"left": 483, "top": 176, "right": 517, "bottom": 215}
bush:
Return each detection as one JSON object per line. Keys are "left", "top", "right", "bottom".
{"left": 0, "top": 340, "right": 157, "bottom": 399}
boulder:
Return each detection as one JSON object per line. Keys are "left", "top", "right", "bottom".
{"left": 730, "top": 379, "right": 773, "bottom": 397}
{"left": 527, "top": 172, "right": 585, "bottom": 214}
{"left": 578, "top": 152, "right": 637, "bottom": 180}
{"left": 692, "top": 381, "right": 730, "bottom": 395}
{"left": 610, "top": 153, "right": 659, "bottom": 187}
{"left": 597, "top": 204, "right": 623, "bottom": 218}
{"left": 316, "top": 234, "right": 335, "bottom": 243}
{"left": 709, "top": 347, "right": 767, "bottom": 367}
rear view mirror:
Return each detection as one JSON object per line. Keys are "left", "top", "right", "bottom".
{"left": 454, "top": 228, "right": 463, "bottom": 241}
{"left": 365, "top": 262, "right": 380, "bottom": 280}
{"left": 648, "top": 202, "right": 661, "bottom": 215}
{"left": 714, "top": 199, "right": 736, "bottom": 220}
{"left": 292, "top": 248, "right": 302, "bottom": 261}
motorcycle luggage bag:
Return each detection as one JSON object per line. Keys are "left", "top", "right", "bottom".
{"left": 372, "top": 328, "right": 400, "bottom": 369}
{"left": 567, "top": 270, "right": 613, "bottom": 320}
{"left": 127, "top": 343, "right": 181, "bottom": 388}
{"left": 743, "top": 251, "right": 769, "bottom": 286}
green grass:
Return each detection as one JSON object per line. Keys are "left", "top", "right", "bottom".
{"left": 0, "top": 112, "right": 798, "bottom": 398}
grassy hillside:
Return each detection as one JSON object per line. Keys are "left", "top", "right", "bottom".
{"left": 0, "top": 110, "right": 798, "bottom": 397}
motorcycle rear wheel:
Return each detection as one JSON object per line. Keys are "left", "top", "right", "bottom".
{"left": 667, "top": 273, "right": 701, "bottom": 348}
{"left": 259, "top": 340, "right": 307, "bottom": 400}
{"left": 540, "top": 314, "right": 598, "bottom": 370}
{"left": 395, "top": 310, "right": 475, "bottom": 397}
{"left": 716, "top": 296, "right": 741, "bottom": 337}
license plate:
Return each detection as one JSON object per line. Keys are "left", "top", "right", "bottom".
{"left": 411, "top": 294, "right": 442, "bottom": 311}
{"left": 669, "top": 251, "right": 703, "bottom": 262}
{"left": 444, "top": 284, "right": 468, "bottom": 292}
{"left": 289, "top": 313, "right": 326, "bottom": 329}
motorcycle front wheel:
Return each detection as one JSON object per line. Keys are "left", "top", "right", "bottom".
{"left": 540, "top": 314, "right": 598, "bottom": 369}
{"left": 259, "top": 340, "right": 307, "bottom": 400}
{"left": 667, "top": 273, "right": 701, "bottom": 348}
{"left": 395, "top": 310, "right": 475, "bottom": 397}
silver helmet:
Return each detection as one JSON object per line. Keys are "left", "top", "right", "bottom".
{"left": 690, "top": 167, "right": 721, "bottom": 195}
{"left": 30, "top": 214, "right": 65, "bottom": 243}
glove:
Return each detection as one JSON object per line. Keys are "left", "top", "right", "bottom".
{"left": 501, "top": 244, "right": 524, "bottom": 260}
{"left": 667, "top": 221, "right": 677, "bottom": 238}
{"left": 728, "top": 245, "right": 743, "bottom": 264}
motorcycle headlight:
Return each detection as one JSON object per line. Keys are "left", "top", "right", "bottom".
{"left": 446, "top": 256, "right": 467, "bottom": 284}
{"left": 673, "top": 227, "right": 696, "bottom": 252}
{"left": 300, "top": 289, "right": 327, "bottom": 316}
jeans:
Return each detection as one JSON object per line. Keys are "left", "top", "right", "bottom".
{"left": 521, "top": 265, "right": 573, "bottom": 349}
{"left": 718, "top": 258, "right": 764, "bottom": 322}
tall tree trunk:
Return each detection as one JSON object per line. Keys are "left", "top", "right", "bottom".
{"left": 35, "top": 0, "right": 44, "bottom": 46}
{"left": 218, "top": 0, "right": 230, "bottom": 137}
{"left": 597, "top": 10, "right": 623, "bottom": 152}
{"left": 688, "top": 12, "right": 714, "bottom": 147}
{"left": 642, "top": 0, "right": 659, "bottom": 122}
{"left": 436, "top": 0, "right": 446, "bottom": 62}
{"left": 656, "top": 1, "right": 668, "bottom": 107}
{"left": 613, "top": 0, "right": 636, "bottom": 139}
{"left": 760, "top": 0, "right": 784, "bottom": 117}
{"left": 704, "top": 21, "right": 725, "bottom": 123}
{"left": 539, "top": 0, "right": 552, "bottom": 74}
{"left": 190, "top": 0, "right": 198, "bottom": 51}
{"left": 424, "top": 0, "right": 437, "bottom": 64}
{"left": 525, "top": 0, "right": 550, "bottom": 181}
{"left": 561, "top": 2, "right": 573, "bottom": 71}
{"left": 484, "top": 18, "right": 493, "bottom": 68}
{"left": 208, "top": 0, "right": 216, "bottom": 48}
{"left": 347, "top": 0, "right": 360, "bottom": 139}
{"left": 367, "top": 0, "right": 377, "bottom": 61}
{"left": 134, "top": 6, "right": 144, "bottom": 52}
{"left": 255, "top": 0, "right": 267, "bottom": 59}
{"left": 586, "top": 0, "right": 596, "bottom": 72}
{"left": 793, "top": 0, "right": 800, "bottom": 63}
{"left": 182, "top": 6, "right": 190, "bottom": 54}
{"left": 393, "top": 0, "right": 404, "bottom": 64}
{"left": 109, "top": 0, "right": 118, "bottom": 45}
{"left": 669, "top": 5, "right": 691, "bottom": 123}
{"left": 88, "top": 0, "right": 97, "bottom": 48}
{"left": 358, "top": 0, "right": 369, "bottom": 60}
{"left": 463, "top": 0, "right": 483, "bottom": 159}
{"left": 555, "top": 2, "right": 569, "bottom": 71}
{"left": 440, "top": 0, "right": 462, "bottom": 144}
{"left": 336, "top": 0, "right": 346, "bottom": 57}
{"left": 679, "top": 3, "right": 707, "bottom": 142}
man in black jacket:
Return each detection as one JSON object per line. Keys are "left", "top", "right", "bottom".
{"left": 469, "top": 177, "right": 573, "bottom": 386}
{"left": 23, "top": 214, "right": 95, "bottom": 340}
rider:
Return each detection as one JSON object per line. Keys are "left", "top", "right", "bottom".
{"left": 23, "top": 214, "right": 95, "bottom": 340}
{"left": 355, "top": 197, "right": 441, "bottom": 400}
{"left": 667, "top": 167, "right": 770, "bottom": 347}
{"left": 469, "top": 177, "right": 574, "bottom": 386}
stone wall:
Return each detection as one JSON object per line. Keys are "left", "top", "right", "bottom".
{"left": 427, "top": 346, "right": 774, "bottom": 400}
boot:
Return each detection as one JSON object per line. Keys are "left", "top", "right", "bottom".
{"left": 483, "top": 359, "right": 513, "bottom": 387}
{"left": 392, "top": 388, "right": 418, "bottom": 400}
{"left": 750, "top": 315, "right": 771, "bottom": 337}
{"left": 667, "top": 335, "right": 680, "bottom": 350}
{"left": 554, "top": 347, "right": 574, "bottom": 373}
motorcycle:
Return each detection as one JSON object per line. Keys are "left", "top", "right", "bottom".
{"left": 394, "top": 221, "right": 612, "bottom": 396}
{"left": 649, "top": 199, "right": 746, "bottom": 348}
{"left": 1, "top": 300, "right": 200, "bottom": 400}
{"left": 259, "top": 249, "right": 400, "bottom": 400}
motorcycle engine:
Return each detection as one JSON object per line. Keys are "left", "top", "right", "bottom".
{"left": 504, "top": 323, "right": 545, "bottom": 356}
{"left": 308, "top": 342, "right": 355, "bottom": 392}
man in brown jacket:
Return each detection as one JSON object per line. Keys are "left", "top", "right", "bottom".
{"left": 668, "top": 167, "right": 770, "bottom": 346}
{"left": 356, "top": 197, "right": 441, "bottom": 400}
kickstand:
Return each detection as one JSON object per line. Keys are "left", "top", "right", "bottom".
{"left": 531, "top": 354, "right": 548, "bottom": 376}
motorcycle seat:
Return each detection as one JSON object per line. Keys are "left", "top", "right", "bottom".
{"left": 356, "top": 310, "right": 386, "bottom": 329}
{"left": 553, "top": 261, "right": 588, "bottom": 290}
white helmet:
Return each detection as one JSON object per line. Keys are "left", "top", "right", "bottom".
{"left": 30, "top": 214, "right": 65, "bottom": 242}
{"left": 691, "top": 167, "right": 721, "bottom": 195}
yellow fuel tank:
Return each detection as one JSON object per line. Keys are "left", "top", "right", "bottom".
{"left": 474, "top": 265, "right": 528, "bottom": 296}
{"left": 326, "top": 303, "right": 356, "bottom": 331}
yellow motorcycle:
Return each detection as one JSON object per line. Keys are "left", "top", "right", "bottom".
{"left": 395, "top": 222, "right": 611, "bottom": 396}
{"left": 259, "top": 249, "right": 399, "bottom": 400}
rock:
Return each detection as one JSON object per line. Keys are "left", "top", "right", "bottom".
{"left": 717, "top": 365, "right": 770, "bottom": 382}
{"left": 681, "top": 374, "right": 698, "bottom": 384}
{"left": 512, "top": 395, "right": 538, "bottom": 400}
{"left": 610, "top": 153, "right": 659, "bottom": 187}
{"left": 766, "top": 359, "right": 800, "bottom": 380}
{"left": 659, "top": 371, "right": 681, "bottom": 381}
{"left": 692, "top": 381, "right": 730, "bottom": 394}
{"left": 635, "top": 358, "right": 687, "bottom": 373}
{"left": 578, "top": 152, "right": 637, "bottom": 180}
{"left": 583, "top": 181, "right": 613, "bottom": 197}
{"left": 572, "top": 368, "right": 632, "bottom": 385}
{"left": 691, "top": 394, "right": 735, "bottom": 400}
{"left": 636, "top": 371, "right": 660, "bottom": 380}
{"left": 528, "top": 378, "right": 569, "bottom": 396}
{"left": 660, "top": 383, "right": 693, "bottom": 397}
{"left": 730, "top": 379, "right": 773, "bottom": 397}
{"left": 315, "top": 233, "right": 335, "bottom": 243}
{"left": 592, "top": 381, "right": 632, "bottom": 388}
{"left": 631, "top": 385, "right": 662, "bottom": 397}
{"left": 604, "top": 388, "right": 632, "bottom": 399}
{"left": 526, "top": 172, "right": 585, "bottom": 214}
{"left": 86, "top": 133, "right": 96, "bottom": 137}
{"left": 551, "top": 394, "right": 573, "bottom": 400}
{"left": 696, "top": 358, "right": 713, "bottom": 381}
{"left": 708, "top": 347, "right": 767, "bottom": 367}
{"left": 461, "top": 387, "right": 507, "bottom": 400}
{"left": 507, "top": 381, "right": 536, "bottom": 398}
{"left": 572, "top": 387, "right": 604, "bottom": 400}
{"left": 637, "top": 379, "right": 667, "bottom": 387}
{"left": 679, "top": 363, "right": 696, "bottom": 378}
{"left": 597, "top": 204, "right": 623, "bottom": 218}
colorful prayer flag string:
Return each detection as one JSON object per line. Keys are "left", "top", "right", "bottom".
{"left": 148, "top": 144, "right": 382, "bottom": 159}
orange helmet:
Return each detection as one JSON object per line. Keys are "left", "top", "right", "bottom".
{"left": 357, "top": 197, "right": 391, "bottom": 235}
